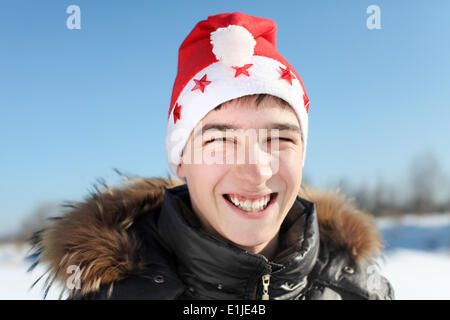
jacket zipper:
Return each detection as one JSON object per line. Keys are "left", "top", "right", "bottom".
{"left": 261, "top": 274, "right": 271, "bottom": 300}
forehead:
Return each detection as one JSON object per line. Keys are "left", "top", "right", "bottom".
{"left": 201, "top": 97, "right": 300, "bottom": 128}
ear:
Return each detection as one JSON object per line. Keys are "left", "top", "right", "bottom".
{"left": 177, "top": 163, "right": 186, "bottom": 179}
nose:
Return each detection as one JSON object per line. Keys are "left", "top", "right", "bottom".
{"left": 234, "top": 142, "right": 274, "bottom": 187}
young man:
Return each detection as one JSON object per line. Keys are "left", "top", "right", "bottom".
{"left": 29, "top": 12, "right": 394, "bottom": 300}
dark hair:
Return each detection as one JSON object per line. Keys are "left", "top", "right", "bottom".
{"left": 214, "top": 94, "right": 292, "bottom": 111}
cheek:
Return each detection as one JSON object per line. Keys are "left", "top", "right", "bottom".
{"left": 184, "top": 164, "right": 230, "bottom": 200}
{"left": 276, "top": 150, "right": 303, "bottom": 190}
{"left": 183, "top": 163, "right": 232, "bottom": 235}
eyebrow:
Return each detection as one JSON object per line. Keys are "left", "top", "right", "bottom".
{"left": 193, "top": 122, "right": 302, "bottom": 140}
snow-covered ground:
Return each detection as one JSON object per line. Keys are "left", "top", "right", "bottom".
{"left": 376, "top": 213, "right": 450, "bottom": 300}
{"left": 0, "top": 213, "right": 449, "bottom": 300}
{"left": 378, "top": 249, "right": 450, "bottom": 299}
{"left": 0, "top": 243, "right": 66, "bottom": 299}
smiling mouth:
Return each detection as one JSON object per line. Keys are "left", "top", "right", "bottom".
{"left": 223, "top": 193, "right": 278, "bottom": 212}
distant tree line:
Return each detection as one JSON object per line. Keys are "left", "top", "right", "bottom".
{"left": 315, "top": 152, "right": 450, "bottom": 216}
{"left": 6, "top": 201, "right": 63, "bottom": 243}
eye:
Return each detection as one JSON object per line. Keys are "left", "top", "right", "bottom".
{"left": 267, "top": 137, "right": 293, "bottom": 143}
{"left": 204, "top": 137, "right": 233, "bottom": 145}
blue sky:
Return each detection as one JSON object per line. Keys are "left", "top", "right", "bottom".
{"left": 1, "top": 0, "right": 449, "bottom": 235}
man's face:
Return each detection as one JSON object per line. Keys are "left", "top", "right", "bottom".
{"left": 177, "top": 98, "right": 304, "bottom": 255}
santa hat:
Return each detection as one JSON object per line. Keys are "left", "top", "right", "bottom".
{"left": 166, "top": 12, "right": 309, "bottom": 176}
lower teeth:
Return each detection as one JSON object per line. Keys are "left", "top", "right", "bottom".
{"left": 240, "top": 205, "right": 266, "bottom": 212}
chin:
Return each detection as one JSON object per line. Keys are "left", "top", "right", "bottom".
{"left": 221, "top": 227, "right": 276, "bottom": 250}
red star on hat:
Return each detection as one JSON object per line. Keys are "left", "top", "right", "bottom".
{"left": 232, "top": 64, "right": 253, "bottom": 77}
{"left": 279, "top": 66, "right": 295, "bottom": 85}
{"left": 173, "top": 103, "right": 182, "bottom": 124}
{"left": 191, "top": 74, "right": 212, "bottom": 93}
{"left": 303, "top": 93, "right": 310, "bottom": 113}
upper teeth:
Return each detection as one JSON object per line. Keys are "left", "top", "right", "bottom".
{"left": 228, "top": 194, "right": 271, "bottom": 212}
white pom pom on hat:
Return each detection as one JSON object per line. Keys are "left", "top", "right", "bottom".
{"left": 210, "top": 25, "right": 256, "bottom": 67}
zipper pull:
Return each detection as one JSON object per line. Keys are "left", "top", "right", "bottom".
{"left": 261, "top": 274, "right": 271, "bottom": 300}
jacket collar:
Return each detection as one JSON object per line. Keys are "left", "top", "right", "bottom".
{"left": 155, "top": 184, "right": 319, "bottom": 299}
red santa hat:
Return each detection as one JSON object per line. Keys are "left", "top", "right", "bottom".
{"left": 166, "top": 12, "right": 310, "bottom": 175}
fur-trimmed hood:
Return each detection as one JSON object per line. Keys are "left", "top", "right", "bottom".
{"left": 28, "top": 176, "right": 383, "bottom": 299}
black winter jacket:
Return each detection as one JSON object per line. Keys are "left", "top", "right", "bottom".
{"left": 29, "top": 177, "right": 394, "bottom": 300}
